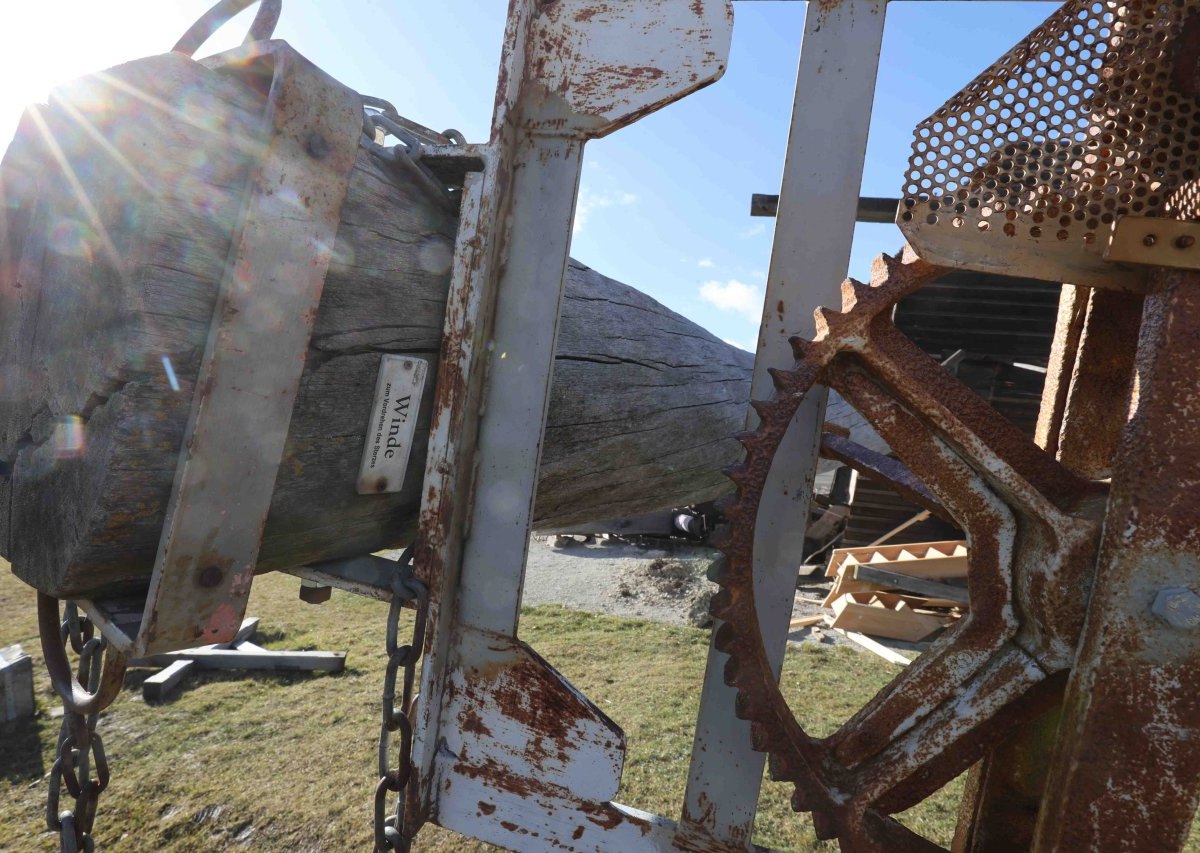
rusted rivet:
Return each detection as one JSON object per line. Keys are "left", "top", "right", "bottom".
{"left": 1143, "top": 234, "right": 1158, "bottom": 247}
{"left": 197, "top": 565, "right": 223, "bottom": 588}
{"left": 1152, "top": 587, "right": 1200, "bottom": 630}
{"left": 1176, "top": 234, "right": 1196, "bottom": 249}
{"left": 306, "top": 131, "right": 330, "bottom": 160}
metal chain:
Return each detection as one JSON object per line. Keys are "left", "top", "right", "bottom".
{"left": 373, "top": 546, "right": 429, "bottom": 852}
{"left": 40, "top": 599, "right": 127, "bottom": 852}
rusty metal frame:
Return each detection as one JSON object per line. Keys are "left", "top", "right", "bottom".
{"left": 405, "top": 2, "right": 740, "bottom": 850}
{"left": 79, "top": 40, "right": 362, "bottom": 657}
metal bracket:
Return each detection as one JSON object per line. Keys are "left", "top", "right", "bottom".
{"left": 408, "top": 2, "right": 732, "bottom": 850}
{"left": 1105, "top": 216, "right": 1200, "bottom": 271}
{"left": 81, "top": 41, "right": 361, "bottom": 657}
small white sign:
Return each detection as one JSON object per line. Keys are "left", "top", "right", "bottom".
{"left": 357, "top": 356, "right": 428, "bottom": 495}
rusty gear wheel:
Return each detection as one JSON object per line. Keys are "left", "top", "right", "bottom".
{"left": 708, "top": 246, "right": 1107, "bottom": 851}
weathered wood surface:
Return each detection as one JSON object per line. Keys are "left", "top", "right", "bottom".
{"left": 0, "top": 53, "right": 748, "bottom": 598}
{"left": 0, "top": 51, "right": 883, "bottom": 599}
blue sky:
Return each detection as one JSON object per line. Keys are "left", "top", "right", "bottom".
{"left": 1, "top": 1, "right": 1058, "bottom": 351}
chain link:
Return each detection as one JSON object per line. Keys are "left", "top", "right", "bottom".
{"left": 373, "top": 546, "right": 429, "bottom": 852}
{"left": 40, "top": 599, "right": 126, "bottom": 852}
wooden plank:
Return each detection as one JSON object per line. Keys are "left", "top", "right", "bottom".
{"left": 852, "top": 564, "right": 970, "bottom": 605}
{"left": 829, "top": 593, "right": 948, "bottom": 642}
{"left": 820, "top": 564, "right": 886, "bottom": 607}
{"left": 788, "top": 614, "right": 826, "bottom": 631}
{"left": 136, "top": 648, "right": 346, "bottom": 672}
{"left": 142, "top": 659, "right": 196, "bottom": 702}
{"left": 833, "top": 629, "right": 912, "bottom": 666}
{"left": 230, "top": 617, "right": 260, "bottom": 645}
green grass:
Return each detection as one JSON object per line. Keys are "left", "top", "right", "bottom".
{"left": 1, "top": 567, "right": 956, "bottom": 851}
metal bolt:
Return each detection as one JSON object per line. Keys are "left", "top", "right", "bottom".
{"left": 306, "top": 131, "right": 330, "bottom": 160}
{"left": 1151, "top": 587, "right": 1200, "bottom": 630}
{"left": 1143, "top": 234, "right": 1157, "bottom": 247}
{"left": 1175, "top": 234, "right": 1196, "bottom": 249}
{"left": 197, "top": 565, "right": 223, "bottom": 588}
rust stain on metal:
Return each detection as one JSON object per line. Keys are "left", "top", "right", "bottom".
{"left": 1034, "top": 268, "right": 1200, "bottom": 850}
{"left": 459, "top": 707, "right": 493, "bottom": 738}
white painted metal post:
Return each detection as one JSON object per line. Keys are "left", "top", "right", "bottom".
{"left": 679, "top": 2, "right": 888, "bottom": 847}
{"left": 409, "top": 4, "right": 734, "bottom": 850}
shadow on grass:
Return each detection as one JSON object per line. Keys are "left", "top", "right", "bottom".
{"left": 0, "top": 716, "right": 45, "bottom": 782}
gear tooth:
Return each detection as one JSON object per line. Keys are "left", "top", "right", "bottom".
{"left": 871, "top": 250, "right": 903, "bottom": 285}
{"left": 767, "top": 366, "right": 798, "bottom": 392}
{"left": 722, "top": 652, "right": 741, "bottom": 684}
{"left": 708, "top": 525, "right": 731, "bottom": 549}
{"left": 840, "top": 277, "right": 871, "bottom": 310}
{"left": 790, "top": 787, "right": 816, "bottom": 813}
{"left": 750, "top": 399, "right": 774, "bottom": 421}
{"left": 721, "top": 461, "right": 746, "bottom": 481}
{"left": 706, "top": 555, "right": 729, "bottom": 583}
{"left": 713, "top": 619, "right": 736, "bottom": 653}
{"left": 768, "top": 751, "right": 796, "bottom": 783}
{"left": 813, "top": 306, "right": 842, "bottom": 338}
{"left": 788, "top": 335, "right": 813, "bottom": 359}
{"left": 749, "top": 721, "right": 773, "bottom": 752}
{"left": 811, "top": 809, "right": 840, "bottom": 840}
{"left": 733, "top": 690, "right": 752, "bottom": 721}
{"left": 733, "top": 429, "right": 759, "bottom": 449}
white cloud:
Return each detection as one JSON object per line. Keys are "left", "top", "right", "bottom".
{"left": 700, "top": 279, "right": 764, "bottom": 324}
{"left": 738, "top": 222, "right": 767, "bottom": 239}
{"left": 697, "top": 258, "right": 715, "bottom": 268}
{"left": 574, "top": 186, "right": 638, "bottom": 235}
{"left": 722, "top": 337, "right": 757, "bottom": 353}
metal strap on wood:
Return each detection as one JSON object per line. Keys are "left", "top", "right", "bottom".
{"left": 82, "top": 41, "right": 361, "bottom": 657}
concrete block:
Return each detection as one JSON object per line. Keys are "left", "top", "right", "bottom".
{"left": 0, "top": 644, "right": 35, "bottom": 723}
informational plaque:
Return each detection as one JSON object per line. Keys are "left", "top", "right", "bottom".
{"left": 356, "top": 356, "right": 428, "bottom": 494}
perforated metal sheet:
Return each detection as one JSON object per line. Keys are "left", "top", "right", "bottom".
{"left": 899, "top": 0, "right": 1200, "bottom": 289}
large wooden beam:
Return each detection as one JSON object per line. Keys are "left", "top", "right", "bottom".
{"left": 0, "top": 51, "right": 766, "bottom": 598}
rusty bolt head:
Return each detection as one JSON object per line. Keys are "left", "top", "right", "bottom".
{"left": 197, "top": 565, "right": 223, "bottom": 588}
{"left": 1175, "top": 234, "right": 1197, "bottom": 250}
{"left": 306, "top": 131, "right": 330, "bottom": 160}
{"left": 1152, "top": 587, "right": 1200, "bottom": 630}
{"left": 1144, "top": 234, "right": 1158, "bottom": 247}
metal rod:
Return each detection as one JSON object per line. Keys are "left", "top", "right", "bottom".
{"left": 751, "top": 193, "right": 899, "bottom": 222}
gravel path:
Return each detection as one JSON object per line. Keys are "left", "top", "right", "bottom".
{"left": 523, "top": 535, "right": 847, "bottom": 647}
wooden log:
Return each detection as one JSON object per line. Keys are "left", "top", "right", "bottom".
{"left": 0, "top": 51, "right": 767, "bottom": 599}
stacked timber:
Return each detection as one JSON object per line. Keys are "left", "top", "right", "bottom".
{"left": 814, "top": 541, "right": 969, "bottom": 644}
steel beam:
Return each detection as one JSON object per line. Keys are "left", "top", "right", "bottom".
{"left": 1035, "top": 270, "right": 1200, "bottom": 851}
{"left": 679, "top": 1, "right": 888, "bottom": 847}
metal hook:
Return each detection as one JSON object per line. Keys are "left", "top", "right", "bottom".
{"left": 172, "top": 0, "right": 283, "bottom": 57}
